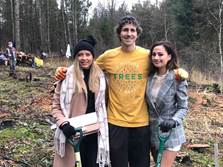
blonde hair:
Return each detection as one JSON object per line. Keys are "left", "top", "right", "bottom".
{"left": 73, "top": 56, "right": 102, "bottom": 93}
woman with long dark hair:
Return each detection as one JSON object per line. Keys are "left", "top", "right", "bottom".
{"left": 146, "top": 41, "right": 188, "bottom": 167}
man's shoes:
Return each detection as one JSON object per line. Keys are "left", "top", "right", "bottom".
{"left": 13, "top": 73, "right": 17, "bottom": 79}
{"left": 9, "top": 72, "right": 17, "bottom": 79}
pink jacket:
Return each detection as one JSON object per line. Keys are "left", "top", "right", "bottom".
{"left": 52, "top": 81, "right": 99, "bottom": 167}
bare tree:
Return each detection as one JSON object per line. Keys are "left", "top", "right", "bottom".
{"left": 161, "top": 0, "right": 168, "bottom": 40}
{"left": 37, "top": 0, "right": 48, "bottom": 52}
{"left": 71, "top": 0, "right": 78, "bottom": 46}
{"left": 65, "top": 0, "right": 72, "bottom": 48}
{"left": 14, "top": 0, "right": 20, "bottom": 49}
{"left": 47, "top": 0, "right": 51, "bottom": 53}
{"left": 10, "top": 0, "right": 15, "bottom": 41}
{"left": 107, "top": 0, "right": 117, "bottom": 16}
{"left": 207, "top": 0, "right": 223, "bottom": 83}
{"left": 37, "top": 0, "right": 44, "bottom": 51}
{"left": 61, "top": 0, "right": 68, "bottom": 48}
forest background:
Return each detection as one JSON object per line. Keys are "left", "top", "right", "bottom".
{"left": 0, "top": 0, "right": 223, "bottom": 166}
{"left": 0, "top": 0, "right": 223, "bottom": 84}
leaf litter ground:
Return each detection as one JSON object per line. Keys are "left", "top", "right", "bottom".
{"left": 0, "top": 58, "right": 222, "bottom": 166}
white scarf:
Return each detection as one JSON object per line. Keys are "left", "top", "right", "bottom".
{"left": 53, "top": 65, "right": 110, "bottom": 166}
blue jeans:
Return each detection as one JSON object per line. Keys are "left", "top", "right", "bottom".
{"left": 9, "top": 57, "right": 16, "bottom": 74}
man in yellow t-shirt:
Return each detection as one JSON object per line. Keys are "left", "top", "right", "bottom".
{"left": 96, "top": 46, "right": 149, "bottom": 127}
{"left": 96, "top": 16, "right": 150, "bottom": 167}
{"left": 55, "top": 16, "right": 150, "bottom": 167}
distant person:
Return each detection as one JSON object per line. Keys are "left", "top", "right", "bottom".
{"left": 60, "top": 48, "right": 65, "bottom": 57}
{"left": 40, "top": 50, "right": 48, "bottom": 59}
{"left": 146, "top": 41, "right": 189, "bottom": 167}
{"left": 6, "top": 41, "right": 17, "bottom": 78}
{"left": 52, "top": 35, "right": 110, "bottom": 167}
{"left": 0, "top": 52, "right": 8, "bottom": 66}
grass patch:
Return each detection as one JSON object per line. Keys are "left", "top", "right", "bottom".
{"left": 190, "top": 69, "right": 215, "bottom": 85}
{"left": 0, "top": 121, "right": 54, "bottom": 165}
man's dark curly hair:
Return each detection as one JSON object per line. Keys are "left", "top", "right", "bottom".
{"left": 115, "top": 15, "right": 143, "bottom": 40}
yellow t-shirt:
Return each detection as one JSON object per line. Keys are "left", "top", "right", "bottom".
{"left": 96, "top": 46, "right": 150, "bottom": 127}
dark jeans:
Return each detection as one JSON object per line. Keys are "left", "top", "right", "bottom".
{"left": 9, "top": 57, "right": 16, "bottom": 74}
{"left": 80, "top": 133, "right": 98, "bottom": 167}
{"left": 109, "top": 123, "right": 150, "bottom": 167}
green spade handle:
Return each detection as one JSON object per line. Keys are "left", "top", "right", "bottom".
{"left": 156, "top": 130, "right": 171, "bottom": 167}
{"left": 68, "top": 128, "right": 83, "bottom": 167}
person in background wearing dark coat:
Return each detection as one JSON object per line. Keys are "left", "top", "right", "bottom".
{"left": 6, "top": 41, "right": 17, "bottom": 78}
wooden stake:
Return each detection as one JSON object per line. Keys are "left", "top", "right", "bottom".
{"left": 214, "top": 143, "right": 219, "bottom": 167}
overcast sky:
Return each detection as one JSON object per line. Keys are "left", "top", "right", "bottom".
{"left": 89, "top": 0, "right": 161, "bottom": 16}
{"left": 90, "top": 0, "right": 160, "bottom": 9}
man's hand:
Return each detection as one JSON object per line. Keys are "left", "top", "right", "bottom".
{"left": 174, "top": 68, "right": 189, "bottom": 81}
{"left": 54, "top": 67, "right": 67, "bottom": 80}
{"left": 159, "top": 119, "right": 178, "bottom": 132}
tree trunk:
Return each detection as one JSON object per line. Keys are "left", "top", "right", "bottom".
{"left": 219, "top": 1, "right": 223, "bottom": 84}
{"left": 47, "top": 0, "right": 51, "bottom": 53}
{"left": 207, "top": 0, "right": 223, "bottom": 84}
{"left": 163, "top": 2, "right": 168, "bottom": 40}
{"left": 14, "top": 0, "right": 20, "bottom": 50}
{"left": 37, "top": 0, "right": 48, "bottom": 52}
{"left": 61, "top": 0, "right": 67, "bottom": 48}
{"left": 65, "top": 0, "right": 72, "bottom": 49}
{"left": 10, "top": 0, "right": 15, "bottom": 41}
{"left": 37, "top": 0, "right": 44, "bottom": 51}
{"left": 72, "top": 0, "right": 78, "bottom": 46}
